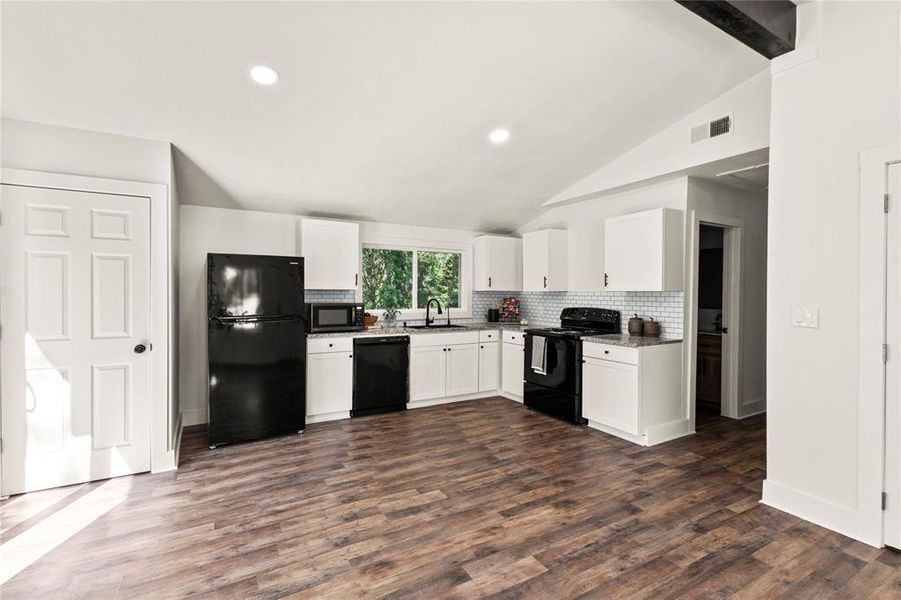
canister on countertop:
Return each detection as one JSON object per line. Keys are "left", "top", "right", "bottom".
{"left": 643, "top": 317, "right": 661, "bottom": 337}
{"left": 628, "top": 313, "right": 644, "bottom": 336}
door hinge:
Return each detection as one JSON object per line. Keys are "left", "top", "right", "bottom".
{"left": 884, "top": 344, "right": 889, "bottom": 363}
{"left": 883, "top": 492, "right": 887, "bottom": 510}
{"left": 885, "top": 193, "right": 891, "bottom": 213}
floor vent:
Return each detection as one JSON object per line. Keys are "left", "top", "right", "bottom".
{"left": 690, "top": 114, "right": 732, "bottom": 144}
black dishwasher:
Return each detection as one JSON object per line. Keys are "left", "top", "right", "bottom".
{"left": 352, "top": 336, "right": 409, "bottom": 417}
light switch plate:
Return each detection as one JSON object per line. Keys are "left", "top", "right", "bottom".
{"left": 792, "top": 305, "right": 820, "bottom": 328}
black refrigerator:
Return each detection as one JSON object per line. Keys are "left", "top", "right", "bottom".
{"left": 207, "top": 253, "right": 306, "bottom": 448}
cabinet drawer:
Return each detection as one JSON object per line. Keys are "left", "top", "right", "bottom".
{"left": 479, "top": 329, "right": 500, "bottom": 342}
{"left": 410, "top": 331, "right": 479, "bottom": 348}
{"left": 503, "top": 331, "right": 525, "bottom": 346}
{"left": 583, "top": 343, "right": 639, "bottom": 365}
{"left": 308, "top": 337, "right": 354, "bottom": 354}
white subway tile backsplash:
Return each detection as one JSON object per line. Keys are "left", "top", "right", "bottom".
{"left": 307, "top": 289, "right": 683, "bottom": 338}
{"left": 305, "top": 290, "right": 356, "bottom": 303}
{"left": 473, "top": 290, "right": 683, "bottom": 337}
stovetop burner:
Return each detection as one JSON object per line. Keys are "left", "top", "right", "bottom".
{"left": 526, "top": 307, "right": 622, "bottom": 338}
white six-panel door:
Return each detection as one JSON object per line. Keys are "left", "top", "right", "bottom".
{"left": 1, "top": 184, "right": 152, "bottom": 495}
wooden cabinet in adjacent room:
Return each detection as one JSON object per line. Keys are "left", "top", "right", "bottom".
{"left": 696, "top": 333, "right": 722, "bottom": 410}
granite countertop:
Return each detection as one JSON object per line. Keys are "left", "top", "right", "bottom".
{"left": 307, "top": 322, "right": 534, "bottom": 339}
{"left": 582, "top": 333, "right": 683, "bottom": 348}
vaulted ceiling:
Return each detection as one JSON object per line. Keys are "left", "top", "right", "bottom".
{"left": 2, "top": 1, "right": 767, "bottom": 231}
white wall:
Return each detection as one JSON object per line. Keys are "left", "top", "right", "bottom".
{"left": 546, "top": 69, "right": 770, "bottom": 205}
{"left": 178, "top": 204, "right": 483, "bottom": 425}
{"left": 687, "top": 178, "right": 767, "bottom": 418}
{"left": 1, "top": 118, "right": 182, "bottom": 464}
{"left": 1, "top": 118, "right": 172, "bottom": 184}
{"left": 178, "top": 206, "right": 298, "bottom": 425}
{"left": 520, "top": 177, "right": 688, "bottom": 230}
{"left": 518, "top": 177, "right": 689, "bottom": 293}
{"left": 763, "top": 1, "right": 900, "bottom": 546}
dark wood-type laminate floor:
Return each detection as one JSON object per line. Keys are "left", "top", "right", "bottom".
{"left": 2, "top": 397, "right": 901, "bottom": 598}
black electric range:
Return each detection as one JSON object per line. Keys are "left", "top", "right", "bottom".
{"left": 524, "top": 307, "right": 621, "bottom": 424}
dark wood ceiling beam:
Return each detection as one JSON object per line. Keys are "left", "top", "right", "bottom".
{"left": 676, "top": 0, "right": 797, "bottom": 59}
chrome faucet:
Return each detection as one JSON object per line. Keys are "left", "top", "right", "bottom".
{"left": 425, "top": 298, "right": 443, "bottom": 327}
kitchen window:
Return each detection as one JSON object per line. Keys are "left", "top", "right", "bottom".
{"left": 362, "top": 245, "right": 467, "bottom": 317}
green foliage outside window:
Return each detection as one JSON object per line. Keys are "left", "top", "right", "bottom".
{"left": 362, "top": 247, "right": 461, "bottom": 311}
{"left": 417, "top": 251, "right": 460, "bottom": 309}
{"left": 362, "top": 248, "right": 413, "bottom": 309}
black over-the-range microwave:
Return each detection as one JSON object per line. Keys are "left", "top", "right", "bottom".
{"left": 305, "top": 302, "right": 365, "bottom": 333}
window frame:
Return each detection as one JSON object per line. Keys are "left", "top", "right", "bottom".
{"left": 361, "top": 239, "right": 471, "bottom": 320}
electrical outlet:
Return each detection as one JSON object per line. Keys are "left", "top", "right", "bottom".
{"left": 792, "top": 305, "right": 819, "bottom": 328}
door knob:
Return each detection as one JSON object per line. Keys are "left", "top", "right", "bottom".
{"left": 134, "top": 344, "right": 147, "bottom": 354}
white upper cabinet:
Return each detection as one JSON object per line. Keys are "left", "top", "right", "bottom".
{"left": 604, "top": 208, "right": 683, "bottom": 292}
{"left": 299, "top": 218, "right": 360, "bottom": 290}
{"left": 473, "top": 235, "right": 522, "bottom": 291}
{"left": 568, "top": 219, "right": 605, "bottom": 292}
{"left": 522, "top": 229, "right": 568, "bottom": 291}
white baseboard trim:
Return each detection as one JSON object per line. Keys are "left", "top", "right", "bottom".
{"left": 499, "top": 392, "right": 523, "bottom": 404}
{"left": 181, "top": 408, "right": 207, "bottom": 427}
{"left": 307, "top": 411, "right": 350, "bottom": 424}
{"left": 172, "top": 413, "right": 184, "bottom": 468}
{"left": 645, "top": 418, "right": 694, "bottom": 446}
{"left": 587, "top": 418, "right": 693, "bottom": 447}
{"left": 408, "top": 391, "right": 495, "bottom": 410}
{"left": 761, "top": 479, "right": 876, "bottom": 546}
{"left": 587, "top": 420, "right": 644, "bottom": 445}
{"left": 151, "top": 412, "right": 183, "bottom": 474}
{"left": 739, "top": 398, "right": 767, "bottom": 419}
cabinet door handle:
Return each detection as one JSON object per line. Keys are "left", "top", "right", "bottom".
{"left": 349, "top": 354, "right": 353, "bottom": 358}
{"left": 328, "top": 343, "right": 333, "bottom": 347}
{"left": 354, "top": 273, "right": 358, "bottom": 286}
{"left": 543, "top": 275, "right": 548, "bottom": 289}
{"left": 604, "top": 273, "right": 608, "bottom": 287}
{"left": 480, "top": 345, "right": 484, "bottom": 349}
{"left": 488, "top": 276, "right": 492, "bottom": 288}
{"left": 604, "top": 350, "right": 610, "bottom": 355}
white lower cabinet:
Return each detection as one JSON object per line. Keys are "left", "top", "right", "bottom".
{"left": 446, "top": 343, "right": 479, "bottom": 396}
{"left": 307, "top": 340, "right": 354, "bottom": 422}
{"left": 582, "top": 358, "right": 639, "bottom": 435}
{"left": 478, "top": 341, "right": 499, "bottom": 392}
{"left": 581, "top": 341, "right": 685, "bottom": 446}
{"left": 501, "top": 332, "right": 525, "bottom": 401}
{"left": 410, "top": 331, "right": 500, "bottom": 404}
{"left": 410, "top": 345, "right": 448, "bottom": 401}
{"left": 409, "top": 332, "right": 485, "bottom": 403}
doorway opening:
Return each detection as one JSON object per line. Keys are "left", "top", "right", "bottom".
{"left": 696, "top": 224, "right": 726, "bottom": 424}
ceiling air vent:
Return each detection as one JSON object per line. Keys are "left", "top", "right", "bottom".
{"left": 690, "top": 114, "right": 732, "bottom": 144}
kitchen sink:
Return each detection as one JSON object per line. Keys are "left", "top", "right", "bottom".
{"left": 405, "top": 324, "right": 467, "bottom": 329}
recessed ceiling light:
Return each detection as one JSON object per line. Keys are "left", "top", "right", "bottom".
{"left": 250, "top": 65, "right": 280, "bottom": 86}
{"left": 488, "top": 128, "right": 510, "bottom": 144}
